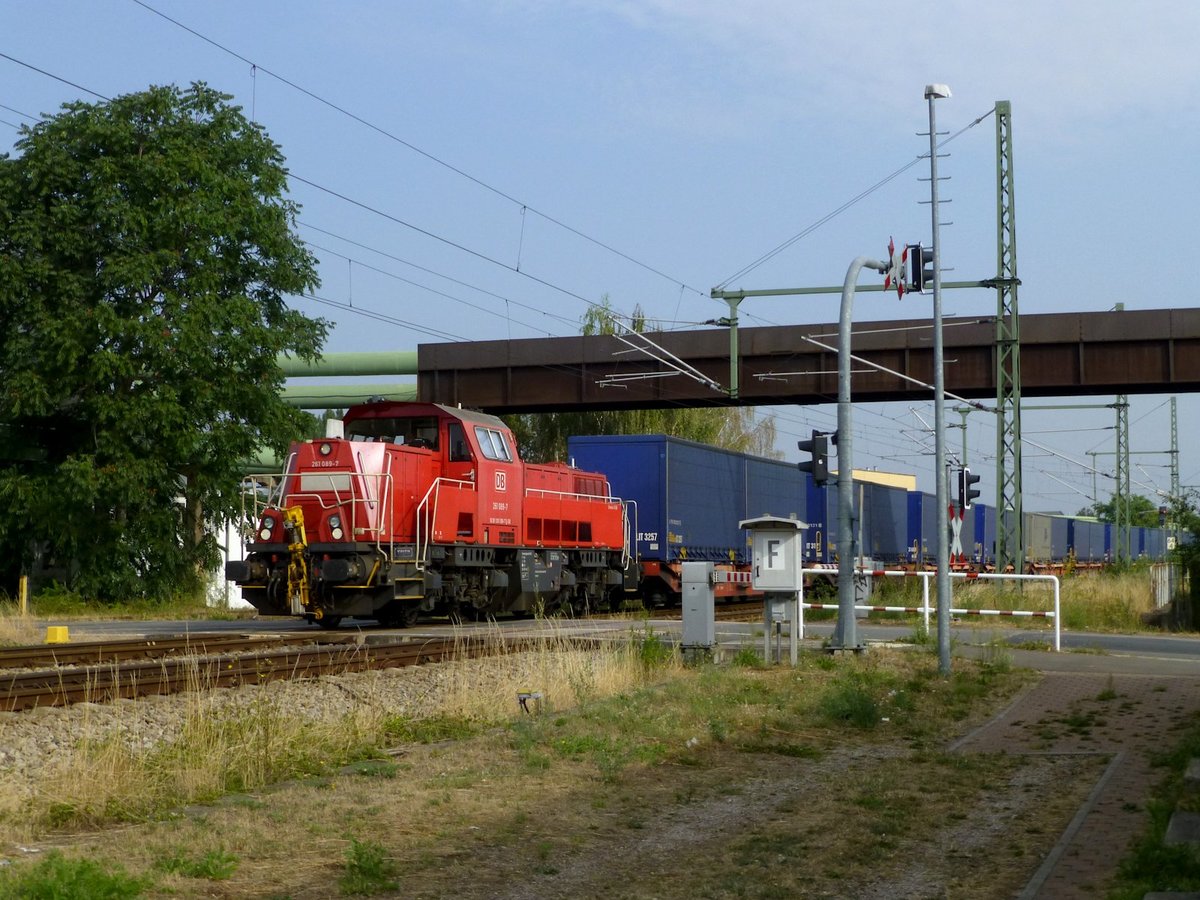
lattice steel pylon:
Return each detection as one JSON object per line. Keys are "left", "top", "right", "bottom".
{"left": 993, "top": 101, "right": 1024, "bottom": 574}
{"left": 1115, "top": 395, "right": 1131, "bottom": 562}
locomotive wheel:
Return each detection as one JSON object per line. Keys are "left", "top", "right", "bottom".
{"left": 542, "top": 588, "right": 572, "bottom": 618}
{"left": 315, "top": 615, "right": 344, "bottom": 630}
{"left": 401, "top": 604, "right": 420, "bottom": 628}
{"left": 452, "top": 603, "right": 487, "bottom": 623}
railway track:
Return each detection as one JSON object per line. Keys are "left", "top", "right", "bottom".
{"left": 0, "top": 633, "right": 569, "bottom": 713}
{"left": 0, "top": 632, "right": 354, "bottom": 670}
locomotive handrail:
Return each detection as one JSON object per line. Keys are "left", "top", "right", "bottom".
{"left": 414, "top": 480, "right": 436, "bottom": 569}
{"left": 622, "top": 499, "right": 637, "bottom": 571}
{"left": 244, "top": 468, "right": 395, "bottom": 555}
{"left": 524, "top": 487, "right": 618, "bottom": 502}
{"left": 375, "top": 468, "right": 394, "bottom": 562}
{"left": 267, "top": 453, "right": 298, "bottom": 508}
{"left": 414, "top": 476, "right": 476, "bottom": 570}
{"left": 354, "top": 451, "right": 377, "bottom": 511}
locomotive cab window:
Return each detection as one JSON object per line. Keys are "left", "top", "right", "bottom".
{"left": 474, "top": 426, "right": 512, "bottom": 462}
{"left": 346, "top": 416, "right": 439, "bottom": 450}
{"left": 448, "top": 422, "right": 472, "bottom": 462}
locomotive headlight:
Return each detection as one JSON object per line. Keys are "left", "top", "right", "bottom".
{"left": 319, "top": 442, "right": 333, "bottom": 456}
{"left": 259, "top": 523, "right": 274, "bottom": 541}
{"left": 329, "top": 514, "right": 344, "bottom": 541}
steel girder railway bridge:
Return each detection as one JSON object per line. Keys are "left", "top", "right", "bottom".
{"left": 411, "top": 308, "right": 1200, "bottom": 413}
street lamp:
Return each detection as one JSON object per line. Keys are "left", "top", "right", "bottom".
{"left": 924, "top": 83, "right": 952, "bottom": 676}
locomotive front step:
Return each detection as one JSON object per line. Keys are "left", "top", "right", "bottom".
{"left": 392, "top": 576, "right": 425, "bottom": 600}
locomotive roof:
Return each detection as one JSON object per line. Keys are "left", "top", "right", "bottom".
{"left": 343, "top": 400, "right": 507, "bottom": 429}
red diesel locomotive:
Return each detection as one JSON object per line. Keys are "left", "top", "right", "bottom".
{"left": 226, "top": 401, "right": 629, "bottom": 627}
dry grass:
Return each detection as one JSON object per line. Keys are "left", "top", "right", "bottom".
{"left": 0, "top": 624, "right": 676, "bottom": 844}
{"left": 948, "top": 571, "right": 1160, "bottom": 632}
{"left": 0, "top": 588, "right": 1185, "bottom": 896}
{"left": 435, "top": 624, "right": 678, "bottom": 719}
{"left": 0, "top": 646, "right": 1072, "bottom": 899}
{"left": 1058, "top": 571, "right": 1163, "bottom": 630}
{"left": 0, "top": 607, "right": 40, "bottom": 646}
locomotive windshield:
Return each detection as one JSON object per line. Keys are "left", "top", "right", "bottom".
{"left": 474, "top": 426, "right": 512, "bottom": 461}
{"left": 345, "top": 415, "right": 440, "bottom": 450}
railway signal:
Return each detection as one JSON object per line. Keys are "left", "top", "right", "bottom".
{"left": 798, "top": 430, "right": 832, "bottom": 486}
{"left": 957, "top": 467, "right": 981, "bottom": 510}
{"left": 907, "top": 243, "right": 934, "bottom": 294}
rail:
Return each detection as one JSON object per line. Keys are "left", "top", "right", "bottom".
{"left": 1, "top": 633, "right": 613, "bottom": 712}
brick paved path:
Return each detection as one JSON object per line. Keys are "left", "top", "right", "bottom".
{"left": 952, "top": 670, "right": 1200, "bottom": 899}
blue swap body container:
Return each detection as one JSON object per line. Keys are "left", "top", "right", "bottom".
{"left": 908, "top": 491, "right": 982, "bottom": 568}
{"left": 863, "top": 482, "right": 908, "bottom": 565}
{"left": 1050, "top": 516, "right": 1071, "bottom": 561}
{"left": 906, "top": 492, "right": 933, "bottom": 564}
{"left": 976, "top": 504, "right": 997, "bottom": 567}
{"left": 1076, "top": 519, "right": 1106, "bottom": 564}
{"left": 566, "top": 434, "right": 812, "bottom": 569}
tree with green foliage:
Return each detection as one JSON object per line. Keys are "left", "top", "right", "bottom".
{"left": 1168, "top": 490, "right": 1200, "bottom": 564}
{"left": 505, "top": 298, "right": 778, "bottom": 462}
{"left": 1076, "top": 494, "right": 1164, "bottom": 528}
{"left": 0, "top": 83, "right": 326, "bottom": 601}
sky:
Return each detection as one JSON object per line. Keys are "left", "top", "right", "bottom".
{"left": 3, "top": 0, "right": 1199, "bottom": 514}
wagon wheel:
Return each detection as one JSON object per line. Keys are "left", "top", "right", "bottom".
{"left": 314, "top": 615, "right": 344, "bottom": 630}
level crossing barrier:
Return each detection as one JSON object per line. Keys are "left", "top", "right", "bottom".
{"left": 801, "top": 568, "right": 1061, "bottom": 651}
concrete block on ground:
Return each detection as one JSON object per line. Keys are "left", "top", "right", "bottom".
{"left": 1163, "top": 811, "right": 1200, "bottom": 846}
{"left": 1184, "top": 757, "right": 1200, "bottom": 785}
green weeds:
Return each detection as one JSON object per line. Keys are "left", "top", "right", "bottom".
{"left": 154, "top": 848, "right": 239, "bottom": 880}
{"left": 339, "top": 838, "right": 399, "bottom": 896}
{"left": 0, "top": 851, "right": 149, "bottom": 899}
{"left": 383, "top": 712, "right": 487, "bottom": 745}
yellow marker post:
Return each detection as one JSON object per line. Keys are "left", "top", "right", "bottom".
{"left": 18, "top": 575, "right": 28, "bottom": 616}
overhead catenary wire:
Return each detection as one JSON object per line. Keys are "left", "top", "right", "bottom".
{"left": 300, "top": 238, "right": 565, "bottom": 338}
{"left": 287, "top": 173, "right": 610, "bottom": 315}
{"left": 4, "top": 43, "right": 1178, "bottom": 510}
{"left": 714, "top": 106, "right": 997, "bottom": 290}
{"left": 2, "top": 50, "right": 778, "bottom": 447}
{"left": 0, "top": 102, "right": 37, "bottom": 121}
{"left": 0, "top": 50, "right": 648, "bottom": 339}
{"left": 296, "top": 221, "right": 579, "bottom": 334}
{"left": 129, "top": 0, "right": 708, "bottom": 304}
{"left": 303, "top": 292, "right": 468, "bottom": 343}
{"left": 0, "top": 51, "right": 110, "bottom": 101}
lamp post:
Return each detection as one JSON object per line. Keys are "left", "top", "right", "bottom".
{"left": 925, "top": 83, "right": 952, "bottom": 676}
{"left": 831, "top": 256, "right": 889, "bottom": 652}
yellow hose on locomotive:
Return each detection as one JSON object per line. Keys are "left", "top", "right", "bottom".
{"left": 284, "top": 507, "right": 313, "bottom": 616}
